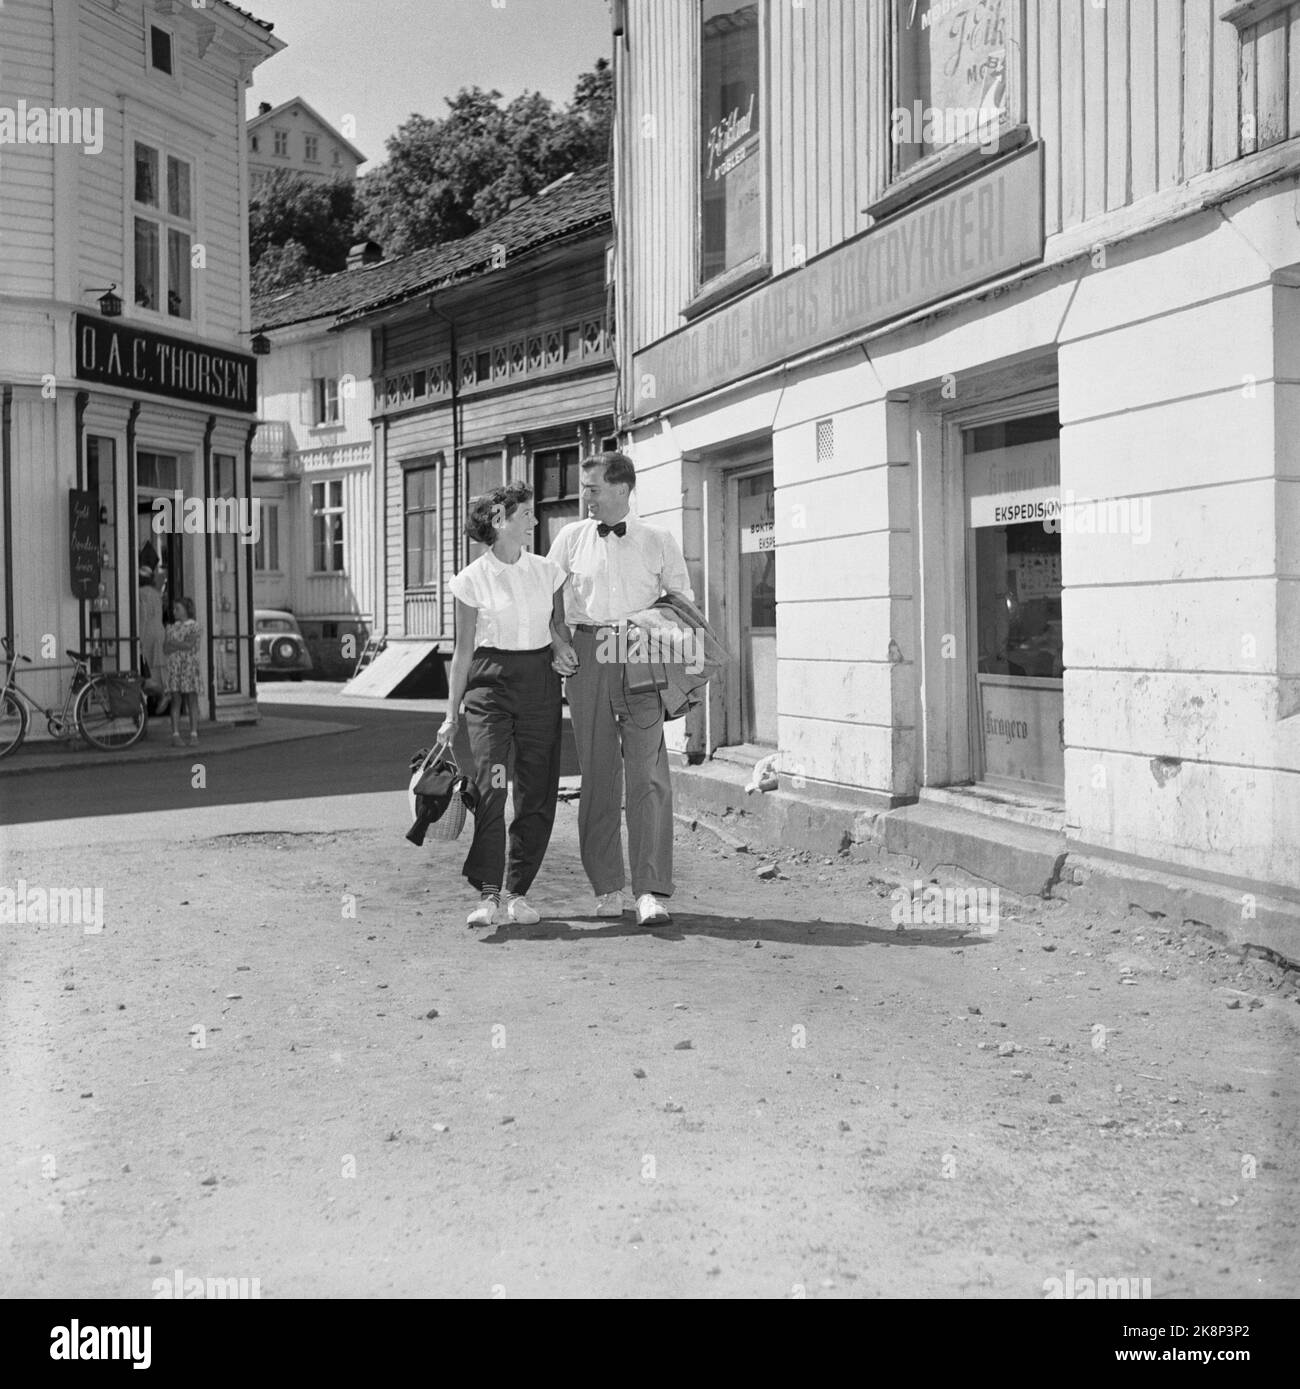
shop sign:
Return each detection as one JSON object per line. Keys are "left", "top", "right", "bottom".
{"left": 69, "top": 489, "right": 101, "bottom": 599}
{"left": 75, "top": 314, "right": 257, "bottom": 413}
{"left": 634, "top": 143, "right": 1043, "bottom": 417}
{"left": 977, "top": 675, "right": 1064, "bottom": 788}
{"left": 967, "top": 439, "right": 1060, "bottom": 529}
{"left": 740, "top": 519, "right": 775, "bottom": 554}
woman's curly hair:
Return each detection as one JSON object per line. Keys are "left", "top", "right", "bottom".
{"left": 465, "top": 481, "right": 533, "bottom": 546}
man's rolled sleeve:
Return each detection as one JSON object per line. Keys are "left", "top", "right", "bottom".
{"left": 660, "top": 531, "right": 693, "bottom": 602}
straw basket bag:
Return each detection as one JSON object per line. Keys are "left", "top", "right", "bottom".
{"left": 406, "top": 742, "right": 470, "bottom": 846}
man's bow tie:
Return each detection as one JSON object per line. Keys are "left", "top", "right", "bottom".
{"left": 597, "top": 521, "right": 627, "bottom": 538}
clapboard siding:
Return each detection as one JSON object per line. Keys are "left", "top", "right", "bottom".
{"left": 71, "top": 0, "right": 250, "bottom": 346}
{"left": 621, "top": 0, "right": 1300, "bottom": 364}
{"left": 0, "top": 1, "right": 57, "bottom": 298}
{"left": 380, "top": 255, "right": 609, "bottom": 375}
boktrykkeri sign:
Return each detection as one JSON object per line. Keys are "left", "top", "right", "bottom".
{"left": 75, "top": 314, "right": 257, "bottom": 413}
{"left": 633, "top": 144, "right": 1044, "bottom": 418}
{"left": 69, "top": 489, "right": 101, "bottom": 600}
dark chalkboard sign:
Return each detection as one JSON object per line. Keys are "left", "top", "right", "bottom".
{"left": 69, "top": 489, "right": 101, "bottom": 600}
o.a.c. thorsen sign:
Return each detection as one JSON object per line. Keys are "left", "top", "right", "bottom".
{"left": 75, "top": 315, "right": 257, "bottom": 413}
{"left": 633, "top": 144, "right": 1044, "bottom": 417}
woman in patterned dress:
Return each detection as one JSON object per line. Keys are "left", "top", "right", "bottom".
{"left": 162, "top": 596, "right": 202, "bottom": 747}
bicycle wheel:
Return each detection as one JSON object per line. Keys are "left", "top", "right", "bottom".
{"left": 0, "top": 690, "right": 28, "bottom": 758}
{"left": 76, "top": 676, "right": 146, "bottom": 751}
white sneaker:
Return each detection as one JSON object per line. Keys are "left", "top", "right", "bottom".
{"left": 505, "top": 895, "right": 540, "bottom": 924}
{"left": 466, "top": 899, "right": 500, "bottom": 927}
{"left": 595, "top": 891, "right": 625, "bottom": 918}
{"left": 636, "top": 893, "right": 671, "bottom": 927}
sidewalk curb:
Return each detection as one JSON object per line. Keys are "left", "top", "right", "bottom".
{"left": 0, "top": 715, "right": 358, "bottom": 778}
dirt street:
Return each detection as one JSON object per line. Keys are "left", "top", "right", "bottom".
{"left": 2, "top": 804, "right": 1296, "bottom": 1299}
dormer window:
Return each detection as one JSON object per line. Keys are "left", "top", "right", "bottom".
{"left": 150, "top": 25, "right": 174, "bottom": 76}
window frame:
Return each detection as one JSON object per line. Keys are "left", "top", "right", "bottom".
{"left": 532, "top": 442, "right": 584, "bottom": 556}
{"left": 684, "top": 0, "right": 772, "bottom": 321}
{"left": 310, "top": 478, "right": 346, "bottom": 575}
{"left": 253, "top": 502, "right": 281, "bottom": 573}
{"left": 304, "top": 133, "right": 320, "bottom": 163}
{"left": 402, "top": 457, "right": 441, "bottom": 593}
{"left": 146, "top": 22, "right": 177, "bottom": 82}
{"left": 129, "top": 136, "right": 198, "bottom": 325}
{"left": 870, "top": 0, "right": 1030, "bottom": 221}
{"left": 312, "top": 375, "right": 342, "bottom": 427}
{"left": 273, "top": 128, "right": 289, "bottom": 158}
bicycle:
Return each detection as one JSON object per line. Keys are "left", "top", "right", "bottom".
{"left": 0, "top": 636, "right": 148, "bottom": 758}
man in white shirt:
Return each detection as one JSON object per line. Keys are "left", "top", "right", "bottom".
{"left": 548, "top": 453, "right": 692, "bottom": 927}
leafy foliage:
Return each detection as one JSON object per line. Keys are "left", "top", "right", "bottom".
{"left": 249, "top": 171, "right": 364, "bottom": 291}
{"left": 360, "top": 58, "right": 612, "bottom": 257}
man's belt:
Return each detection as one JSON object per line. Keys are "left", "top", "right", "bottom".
{"left": 574, "top": 622, "right": 620, "bottom": 633}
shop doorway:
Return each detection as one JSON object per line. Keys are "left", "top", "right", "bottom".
{"left": 728, "top": 466, "right": 777, "bottom": 746}
{"left": 135, "top": 451, "right": 189, "bottom": 691}
{"left": 963, "top": 412, "right": 1064, "bottom": 796}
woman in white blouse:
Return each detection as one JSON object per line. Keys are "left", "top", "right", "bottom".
{"left": 438, "top": 482, "right": 579, "bottom": 927}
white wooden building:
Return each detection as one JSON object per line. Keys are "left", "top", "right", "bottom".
{"left": 247, "top": 97, "right": 366, "bottom": 187}
{"left": 0, "top": 0, "right": 283, "bottom": 724}
{"left": 251, "top": 267, "right": 378, "bottom": 677}
{"left": 612, "top": 0, "right": 1300, "bottom": 937}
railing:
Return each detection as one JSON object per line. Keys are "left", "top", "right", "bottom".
{"left": 252, "top": 421, "right": 293, "bottom": 463}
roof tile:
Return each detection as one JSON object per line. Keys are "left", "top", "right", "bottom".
{"left": 252, "top": 164, "right": 610, "bottom": 332}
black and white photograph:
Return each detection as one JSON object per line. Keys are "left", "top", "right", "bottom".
{"left": 0, "top": 0, "right": 1296, "bottom": 1343}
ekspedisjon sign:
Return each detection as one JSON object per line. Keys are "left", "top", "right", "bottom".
{"left": 633, "top": 145, "right": 1044, "bottom": 417}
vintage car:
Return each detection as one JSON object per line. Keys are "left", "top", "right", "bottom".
{"left": 254, "top": 609, "right": 313, "bottom": 680}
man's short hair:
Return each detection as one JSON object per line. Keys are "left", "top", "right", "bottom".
{"left": 465, "top": 481, "right": 533, "bottom": 546}
{"left": 580, "top": 451, "right": 636, "bottom": 492}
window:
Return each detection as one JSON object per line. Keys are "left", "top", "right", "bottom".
{"left": 311, "top": 480, "right": 345, "bottom": 572}
{"left": 133, "top": 141, "right": 194, "bottom": 319}
{"left": 305, "top": 134, "right": 319, "bottom": 162}
{"left": 404, "top": 464, "right": 439, "bottom": 589}
{"left": 892, "top": 0, "right": 1010, "bottom": 175}
{"left": 699, "top": 0, "right": 763, "bottom": 288}
{"left": 274, "top": 129, "right": 288, "bottom": 157}
{"left": 250, "top": 135, "right": 260, "bottom": 153}
{"left": 254, "top": 504, "right": 280, "bottom": 571}
{"left": 150, "top": 25, "right": 174, "bottom": 75}
{"left": 332, "top": 149, "right": 342, "bottom": 166}
{"left": 465, "top": 453, "right": 507, "bottom": 519}
{"left": 534, "top": 446, "right": 581, "bottom": 554}
{"left": 313, "top": 376, "right": 341, "bottom": 425}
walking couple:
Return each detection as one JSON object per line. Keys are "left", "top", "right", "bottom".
{"left": 437, "top": 452, "right": 691, "bottom": 930}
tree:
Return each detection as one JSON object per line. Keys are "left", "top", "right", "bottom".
{"left": 360, "top": 60, "right": 613, "bottom": 258}
{"left": 250, "top": 239, "right": 315, "bottom": 296}
{"left": 249, "top": 171, "right": 363, "bottom": 284}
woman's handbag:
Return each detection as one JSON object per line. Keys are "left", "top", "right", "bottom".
{"left": 406, "top": 742, "right": 471, "bottom": 846}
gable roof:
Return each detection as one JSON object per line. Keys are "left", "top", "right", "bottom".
{"left": 248, "top": 96, "right": 368, "bottom": 165}
{"left": 252, "top": 164, "right": 611, "bottom": 333}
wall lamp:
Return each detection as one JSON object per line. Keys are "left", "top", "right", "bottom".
{"left": 87, "top": 284, "right": 123, "bottom": 317}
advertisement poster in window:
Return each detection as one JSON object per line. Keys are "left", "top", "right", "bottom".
{"left": 701, "top": 1, "right": 761, "bottom": 282}
{"left": 898, "top": 0, "right": 1008, "bottom": 160}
